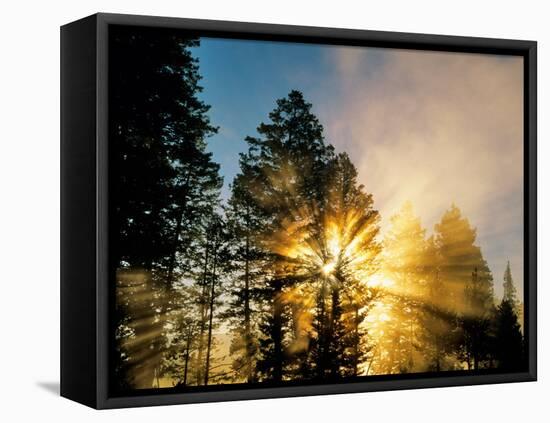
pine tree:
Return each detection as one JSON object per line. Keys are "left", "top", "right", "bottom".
{"left": 374, "top": 202, "right": 427, "bottom": 374}
{"left": 236, "top": 90, "right": 335, "bottom": 381}
{"left": 110, "top": 27, "right": 222, "bottom": 389}
{"left": 433, "top": 205, "right": 495, "bottom": 370}
{"left": 502, "top": 260, "right": 524, "bottom": 334}
{"left": 492, "top": 262, "right": 524, "bottom": 370}
{"left": 315, "top": 153, "right": 381, "bottom": 378}
{"left": 224, "top": 155, "right": 269, "bottom": 383}
{"left": 161, "top": 286, "right": 201, "bottom": 387}
{"left": 340, "top": 282, "right": 375, "bottom": 377}
{"left": 203, "top": 216, "right": 229, "bottom": 385}
{"left": 503, "top": 261, "right": 518, "bottom": 309}
{"left": 419, "top": 238, "right": 459, "bottom": 372}
{"left": 110, "top": 27, "right": 220, "bottom": 274}
{"left": 493, "top": 300, "right": 524, "bottom": 370}
{"left": 230, "top": 92, "right": 382, "bottom": 382}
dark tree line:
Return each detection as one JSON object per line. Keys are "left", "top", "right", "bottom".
{"left": 111, "top": 30, "right": 526, "bottom": 391}
{"left": 372, "top": 204, "right": 525, "bottom": 375}
{"left": 110, "top": 27, "right": 222, "bottom": 390}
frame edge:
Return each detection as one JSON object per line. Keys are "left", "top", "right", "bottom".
{"left": 60, "top": 13, "right": 99, "bottom": 409}
{"left": 88, "top": 12, "right": 537, "bottom": 409}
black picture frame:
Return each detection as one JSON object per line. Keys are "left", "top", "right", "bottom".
{"left": 60, "top": 12, "right": 537, "bottom": 409}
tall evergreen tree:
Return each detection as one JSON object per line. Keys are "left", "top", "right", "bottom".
{"left": 493, "top": 300, "right": 524, "bottom": 370}
{"left": 236, "top": 93, "right": 383, "bottom": 381}
{"left": 503, "top": 261, "right": 518, "bottom": 308}
{"left": 492, "top": 262, "right": 524, "bottom": 370}
{"left": 309, "top": 153, "right": 381, "bottom": 378}
{"left": 110, "top": 27, "right": 222, "bottom": 389}
{"left": 161, "top": 286, "right": 201, "bottom": 387}
{"left": 374, "top": 202, "right": 428, "bottom": 374}
{"left": 233, "top": 90, "right": 334, "bottom": 381}
{"left": 433, "top": 205, "right": 495, "bottom": 370}
{"left": 111, "top": 27, "right": 220, "bottom": 273}
{"left": 225, "top": 164, "right": 267, "bottom": 383}
{"left": 418, "top": 236, "right": 459, "bottom": 372}
{"left": 203, "top": 216, "right": 230, "bottom": 385}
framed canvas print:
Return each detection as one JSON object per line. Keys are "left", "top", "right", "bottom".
{"left": 60, "top": 13, "right": 537, "bottom": 409}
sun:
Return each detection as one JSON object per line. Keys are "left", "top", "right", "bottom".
{"left": 321, "top": 261, "right": 336, "bottom": 276}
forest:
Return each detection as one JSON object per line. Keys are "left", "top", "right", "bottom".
{"left": 110, "top": 28, "right": 526, "bottom": 391}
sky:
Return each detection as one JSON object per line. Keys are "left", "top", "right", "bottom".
{"left": 192, "top": 38, "right": 524, "bottom": 302}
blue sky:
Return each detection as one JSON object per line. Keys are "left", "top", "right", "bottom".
{"left": 192, "top": 38, "right": 389, "bottom": 200}
{"left": 192, "top": 38, "right": 343, "bottom": 200}
{"left": 192, "top": 38, "right": 524, "bottom": 301}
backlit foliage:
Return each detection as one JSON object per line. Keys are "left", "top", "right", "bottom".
{"left": 111, "top": 30, "right": 525, "bottom": 391}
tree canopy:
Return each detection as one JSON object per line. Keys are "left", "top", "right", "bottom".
{"left": 110, "top": 30, "right": 526, "bottom": 392}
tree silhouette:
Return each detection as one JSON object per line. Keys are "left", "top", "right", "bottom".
{"left": 493, "top": 299, "right": 524, "bottom": 370}
{"left": 110, "top": 27, "right": 222, "bottom": 389}
{"left": 373, "top": 202, "right": 427, "bottom": 374}
{"left": 233, "top": 90, "right": 335, "bottom": 381}
{"left": 309, "top": 153, "right": 381, "bottom": 378}
{"left": 433, "top": 205, "right": 495, "bottom": 370}
{"left": 492, "top": 263, "right": 524, "bottom": 370}
{"left": 109, "top": 32, "right": 526, "bottom": 389}
{"left": 224, "top": 153, "right": 271, "bottom": 383}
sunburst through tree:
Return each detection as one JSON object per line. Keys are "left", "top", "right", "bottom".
{"left": 110, "top": 28, "right": 526, "bottom": 391}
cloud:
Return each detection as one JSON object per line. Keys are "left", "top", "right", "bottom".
{"left": 318, "top": 46, "right": 524, "bottom": 298}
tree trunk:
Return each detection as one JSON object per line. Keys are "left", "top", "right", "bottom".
{"left": 353, "top": 306, "right": 359, "bottom": 377}
{"left": 166, "top": 174, "right": 191, "bottom": 287}
{"left": 196, "top": 239, "right": 210, "bottom": 385}
{"left": 244, "top": 205, "right": 253, "bottom": 382}
{"left": 409, "top": 314, "right": 414, "bottom": 370}
{"left": 329, "top": 287, "right": 340, "bottom": 378}
{"left": 272, "top": 280, "right": 284, "bottom": 382}
{"left": 316, "top": 280, "right": 327, "bottom": 379}
{"left": 183, "top": 330, "right": 191, "bottom": 386}
{"left": 204, "top": 232, "right": 220, "bottom": 385}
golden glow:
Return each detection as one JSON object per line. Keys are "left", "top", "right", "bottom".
{"left": 117, "top": 200, "right": 505, "bottom": 386}
{"left": 367, "top": 274, "right": 395, "bottom": 289}
{"left": 266, "top": 203, "right": 380, "bottom": 287}
{"left": 321, "top": 261, "right": 336, "bottom": 276}
{"left": 328, "top": 48, "right": 524, "bottom": 302}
